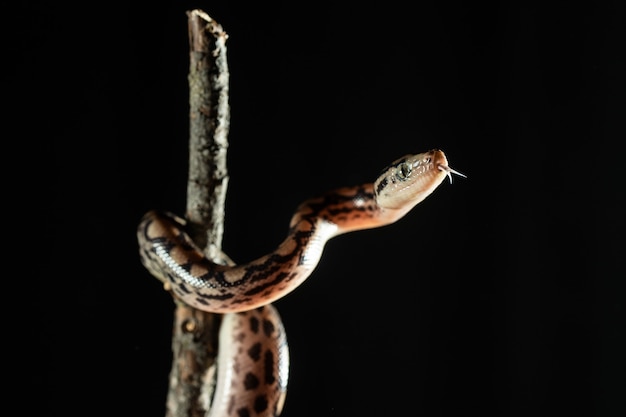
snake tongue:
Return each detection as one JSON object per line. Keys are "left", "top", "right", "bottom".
{"left": 438, "top": 164, "right": 467, "bottom": 183}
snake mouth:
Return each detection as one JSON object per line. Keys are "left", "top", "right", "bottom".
{"left": 438, "top": 164, "right": 467, "bottom": 183}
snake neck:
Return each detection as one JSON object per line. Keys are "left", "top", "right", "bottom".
{"left": 291, "top": 183, "right": 408, "bottom": 235}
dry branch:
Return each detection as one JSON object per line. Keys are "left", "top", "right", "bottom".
{"left": 165, "top": 10, "right": 230, "bottom": 417}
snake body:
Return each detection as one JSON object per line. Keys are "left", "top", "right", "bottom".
{"left": 137, "top": 149, "right": 462, "bottom": 416}
{"left": 207, "top": 305, "right": 289, "bottom": 417}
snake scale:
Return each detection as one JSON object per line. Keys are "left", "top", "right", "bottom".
{"left": 137, "top": 149, "right": 463, "bottom": 416}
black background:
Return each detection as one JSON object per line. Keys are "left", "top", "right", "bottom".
{"left": 14, "top": 1, "right": 624, "bottom": 416}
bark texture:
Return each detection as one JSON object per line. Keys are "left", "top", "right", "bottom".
{"left": 165, "top": 10, "right": 230, "bottom": 417}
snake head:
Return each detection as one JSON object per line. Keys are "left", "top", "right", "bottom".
{"left": 374, "top": 149, "right": 464, "bottom": 212}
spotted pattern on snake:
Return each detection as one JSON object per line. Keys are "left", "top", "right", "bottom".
{"left": 207, "top": 305, "right": 289, "bottom": 417}
{"left": 137, "top": 149, "right": 464, "bottom": 416}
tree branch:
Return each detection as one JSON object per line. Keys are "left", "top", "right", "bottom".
{"left": 185, "top": 9, "right": 230, "bottom": 256}
{"left": 165, "top": 10, "right": 230, "bottom": 417}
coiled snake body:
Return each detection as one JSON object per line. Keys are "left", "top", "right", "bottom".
{"left": 137, "top": 149, "right": 462, "bottom": 416}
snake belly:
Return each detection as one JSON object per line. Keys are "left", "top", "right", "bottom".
{"left": 137, "top": 149, "right": 460, "bottom": 416}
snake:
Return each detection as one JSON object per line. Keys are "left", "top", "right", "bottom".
{"left": 137, "top": 149, "right": 463, "bottom": 416}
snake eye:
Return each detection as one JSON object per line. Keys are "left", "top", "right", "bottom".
{"left": 395, "top": 162, "right": 412, "bottom": 180}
